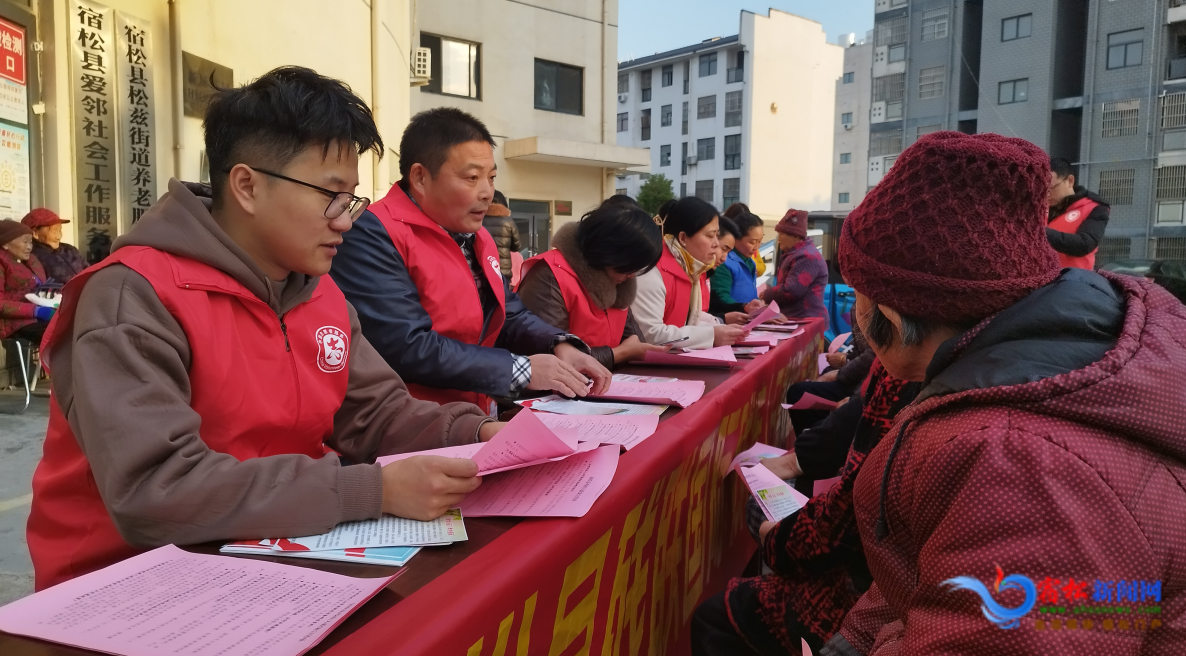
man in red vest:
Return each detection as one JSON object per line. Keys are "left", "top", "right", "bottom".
{"left": 1047, "top": 156, "right": 1111, "bottom": 269}
{"left": 27, "top": 67, "right": 500, "bottom": 591}
{"left": 329, "top": 108, "right": 611, "bottom": 409}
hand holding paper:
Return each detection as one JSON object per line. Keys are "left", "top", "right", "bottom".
{"left": 743, "top": 300, "right": 781, "bottom": 331}
{"left": 380, "top": 455, "right": 481, "bottom": 521}
{"left": 781, "top": 392, "right": 840, "bottom": 411}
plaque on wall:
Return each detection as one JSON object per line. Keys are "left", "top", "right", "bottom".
{"left": 554, "top": 200, "right": 572, "bottom": 216}
{"left": 182, "top": 51, "right": 232, "bottom": 119}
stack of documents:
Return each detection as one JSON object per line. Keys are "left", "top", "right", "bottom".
{"left": 728, "top": 443, "right": 810, "bottom": 522}
{"left": 591, "top": 373, "right": 706, "bottom": 407}
{"left": 520, "top": 396, "right": 668, "bottom": 415}
{"left": 641, "top": 344, "right": 737, "bottom": 368}
{"left": 0, "top": 545, "right": 396, "bottom": 656}
{"left": 377, "top": 410, "right": 621, "bottom": 518}
{"left": 221, "top": 509, "right": 467, "bottom": 566}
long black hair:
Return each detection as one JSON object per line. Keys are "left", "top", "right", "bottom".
{"left": 576, "top": 201, "right": 663, "bottom": 275}
{"left": 662, "top": 196, "right": 719, "bottom": 240}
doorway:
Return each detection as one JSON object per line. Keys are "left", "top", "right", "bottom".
{"left": 509, "top": 199, "right": 551, "bottom": 257}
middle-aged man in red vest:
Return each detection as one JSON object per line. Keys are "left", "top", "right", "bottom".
{"left": 329, "top": 108, "right": 611, "bottom": 410}
{"left": 1046, "top": 156, "right": 1111, "bottom": 270}
{"left": 27, "top": 67, "right": 501, "bottom": 591}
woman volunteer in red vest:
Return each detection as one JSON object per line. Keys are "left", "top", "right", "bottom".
{"left": 517, "top": 199, "right": 671, "bottom": 369}
{"left": 630, "top": 196, "right": 746, "bottom": 349}
{"left": 26, "top": 67, "right": 497, "bottom": 591}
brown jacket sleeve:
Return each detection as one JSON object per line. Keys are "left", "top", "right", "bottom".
{"left": 55, "top": 264, "right": 484, "bottom": 548}
{"left": 516, "top": 261, "right": 619, "bottom": 369}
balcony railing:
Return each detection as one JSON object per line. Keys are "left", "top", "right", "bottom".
{"left": 1170, "top": 57, "right": 1186, "bottom": 81}
{"left": 727, "top": 67, "right": 743, "bottom": 83}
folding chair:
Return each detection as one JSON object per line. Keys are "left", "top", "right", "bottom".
{"left": 1, "top": 337, "right": 41, "bottom": 414}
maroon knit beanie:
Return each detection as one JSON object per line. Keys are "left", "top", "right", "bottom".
{"left": 775, "top": 209, "right": 808, "bottom": 239}
{"left": 838, "top": 131, "right": 1060, "bottom": 324}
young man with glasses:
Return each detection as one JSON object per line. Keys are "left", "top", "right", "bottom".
{"left": 27, "top": 67, "right": 499, "bottom": 590}
{"left": 329, "top": 108, "right": 611, "bottom": 411}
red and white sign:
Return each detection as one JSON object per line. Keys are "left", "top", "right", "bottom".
{"left": 315, "top": 325, "right": 349, "bottom": 373}
{"left": 0, "top": 18, "right": 25, "bottom": 86}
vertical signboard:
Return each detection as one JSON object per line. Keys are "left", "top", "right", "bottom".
{"left": 70, "top": 0, "right": 117, "bottom": 263}
{"left": 116, "top": 12, "right": 154, "bottom": 232}
{"left": 0, "top": 16, "right": 29, "bottom": 222}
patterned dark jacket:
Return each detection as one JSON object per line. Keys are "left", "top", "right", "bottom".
{"left": 763, "top": 237, "right": 828, "bottom": 330}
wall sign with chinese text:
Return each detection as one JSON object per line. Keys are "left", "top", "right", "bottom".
{"left": 0, "top": 16, "right": 27, "bottom": 126}
{"left": 0, "top": 124, "right": 30, "bottom": 221}
{"left": 116, "top": 12, "right": 154, "bottom": 232}
{"left": 70, "top": 0, "right": 117, "bottom": 263}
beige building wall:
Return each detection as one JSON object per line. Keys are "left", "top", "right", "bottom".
{"left": 34, "top": 0, "right": 414, "bottom": 247}
{"left": 413, "top": 0, "right": 645, "bottom": 233}
{"left": 741, "top": 9, "right": 842, "bottom": 223}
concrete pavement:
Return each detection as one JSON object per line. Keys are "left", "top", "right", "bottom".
{"left": 0, "top": 390, "right": 46, "bottom": 606}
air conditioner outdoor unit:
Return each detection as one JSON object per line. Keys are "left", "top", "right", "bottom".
{"left": 618, "top": 93, "right": 628, "bottom": 103}
{"left": 843, "top": 123, "right": 853, "bottom": 130}
{"left": 686, "top": 156, "right": 698, "bottom": 165}
{"left": 411, "top": 47, "right": 431, "bottom": 87}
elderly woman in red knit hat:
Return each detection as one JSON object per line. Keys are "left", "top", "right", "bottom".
{"left": 762, "top": 209, "right": 828, "bottom": 329}
{"left": 22, "top": 208, "right": 86, "bottom": 283}
{"left": 805, "top": 132, "right": 1186, "bottom": 655}
{"left": 0, "top": 219, "right": 54, "bottom": 342}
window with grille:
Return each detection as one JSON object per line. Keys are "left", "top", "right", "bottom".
{"left": 615, "top": 187, "right": 627, "bottom": 196}
{"left": 699, "top": 52, "right": 717, "bottom": 77}
{"left": 681, "top": 142, "right": 688, "bottom": 175}
{"left": 682, "top": 101, "right": 689, "bottom": 134}
{"left": 725, "top": 91, "right": 742, "bottom": 127}
{"left": 1161, "top": 92, "right": 1186, "bottom": 129}
{"left": 697, "top": 95, "right": 716, "bottom": 119}
{"left": 723, "top": 178, "right": 740, "bottom": 206}
{"left": 921, "top": 8, "right": 948, "bottom": 41}
{"left": 696, "top": 137, "right": 715, "bottom": 161}
{"left": 873, "top": 74, "right": 905, "bottom": 103}
{"left": 641, "top": 70, "right": 652, "bottom": 102}
{"left": 841, "top": 112, "right": 853, "bottom": 124}
{"left": 617, "top": 112, "right": 628, "bottom": 132}
{"left": 919, "top": 66, "right": 945, "bottom": 99}
{"left": 661, "top": 104, "right": 672, "bottom": 127}
{"left": 1095, "top": 238, "right": 1131, "bottom": 266}
{"left": 1157, "top": 165, "right": 1186, "bottom": 200}
{"left": 1102, "top": 99, "right": 1140, "bottom": 138}
{"left": 870, "top": 130, "right": 903, "bottom": 157}
{"left": 660, "top": 144, "right": 671, "bottom": 167}
{"left": 724, "top": 134, "right": 741, "bottom": 170}
{"left": 1155, "top": 237, "right": 1186, "bottom": 260}
{"left": 916, "top": 124, "right": 942, "bottom": 139}
{"left": 662, "top": 64, "right": 673, "bottom": 87}
{"left": 534, "top": 59, "right": 583, "bottom": 115}
{"left": 683, "top": 61, "right": 690, "bottom": 93}
{"left": 680, "top": 182, "right": 686, "bottom": 197}
{"left": 640, "top": 108, "right": 651, "bottom": 141}
{"left": 1098, "top": 169, "right": 1136, "bottom": 205}
{"left": 695, "top": 180, "right": 713, "bottom": 203}
{"left": 617, "top": 73, "right": 628, "bottom": 94}
{"left": 875, "top": 16, "right": 908, "bottom": 46}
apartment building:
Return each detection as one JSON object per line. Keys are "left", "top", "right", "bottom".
{"left": 831, "top": 33, "right": 873, "bottom": 211}
{"left": 615, "top": 9, "right": 842, "bottom": 223}
{"left": 864, "top": 0, "right": 1186, "bottom": 264}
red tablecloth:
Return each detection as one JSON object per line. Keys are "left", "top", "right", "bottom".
{"left": 329, "top": 320, "right": 824, "bottom": 655}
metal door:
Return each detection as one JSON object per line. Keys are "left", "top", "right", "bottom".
{"left": 509, "top": 199, "right": 551, "bottom": 257}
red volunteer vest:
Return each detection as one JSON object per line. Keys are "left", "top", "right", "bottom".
{"left": 27, "top": 246, "right": 351, "bottom": 590}
{"left": 519, "top": 249, "right": 627, "bottom": 348}
{"left": 656, "top": 248, "right": 709, "bottom": 327}
{"left": 1049, "top": 197, "right": 1100, "bottom": 270}
{"left": 369, "top": 185, "right": 506, "bottom": 408}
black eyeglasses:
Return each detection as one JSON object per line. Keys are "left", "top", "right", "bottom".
{"left": 245, "top": 166, "right": 371, "bottom": 220}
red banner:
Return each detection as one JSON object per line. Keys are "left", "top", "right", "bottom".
{"left": 329, "top": 321, "right": 825, "bottom": 655}
{"left": 0, "top": 18, "right": 24, "bottom": 86}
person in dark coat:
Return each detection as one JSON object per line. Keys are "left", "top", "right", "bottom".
{"left": 1047, "top": 156, "right": 1110, "bottom": 270}
{"left": 819, "top": 131, "right": 1186, "bottom": 655}
{"left": 763, "top": 209, "right": 828, "bottom": 328}
{"left": 22, "top": 208, "right": 86, "bottom": 283}
{"left": 482, "top": 191, "right": 521, "bottom": 278}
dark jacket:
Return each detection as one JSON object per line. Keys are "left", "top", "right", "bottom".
{"left": 1046, "top": 186, "right": 1110, "bottom": 258}
{"left": 516, "top": 222, "right": 642, "bottom": 370}
{"left": 31, "top": 239, "right": 87, "bottom": 283}
{"left": 482, "top": 203, "right": 521, "bottom": 278}
{"left": 829, "top": 269, "right": 1186, "bottom": 655}
{"left": 329, "top": 210, "right": 565, "bottom": 399}
{"left": 763, "top": 237, "right": 829, "bottom": 329}
{"left": 835, "top": 327, "right": 875, "bottom": 389}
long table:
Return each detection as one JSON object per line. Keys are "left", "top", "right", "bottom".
{"left": 0, "top": 320, "right": 824, "bottom": 656}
